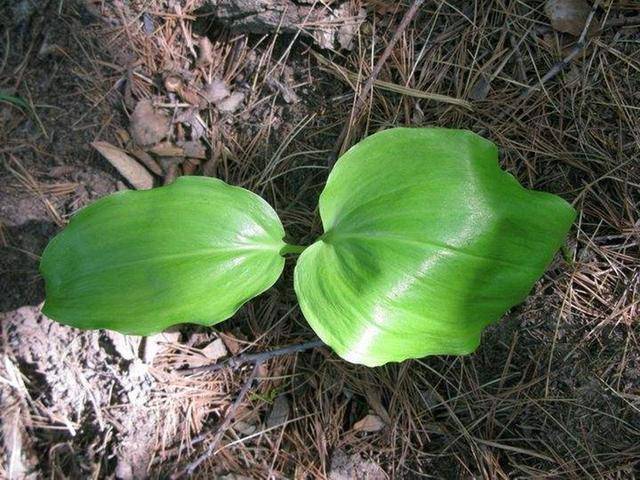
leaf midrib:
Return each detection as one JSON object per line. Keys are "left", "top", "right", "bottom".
{"left": 322, "top": 231, "right": 536, "bottom": 271}
{"left": 45, "top": 244, "right": 282, "bottom": 280}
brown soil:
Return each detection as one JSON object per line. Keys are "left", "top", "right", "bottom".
{"left": 1, "top": 1, "right": 639, "bottom": 479}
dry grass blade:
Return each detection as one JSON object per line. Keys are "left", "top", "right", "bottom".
{"left": 176, "top": 363, "right": 261, "bottom": 479}
{"left": 315, "top": 53, "right": 472, "bottom": 109}
{"left": 4, "top": 155, "right": 64, "bottom": 226}
{"left": 330, "top": 0, "right": 426, "bottom": 163}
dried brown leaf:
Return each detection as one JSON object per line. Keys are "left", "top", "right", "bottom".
{"left": 197, "top": 37, "right": 214, "bottom": 66}
{"left": 129, "top": 148, "right": 163, "bottom": 176}
{"left": 220, "top": 332, "right": 241, "bottom": 355}
{"left": 545, "top": 0, "right": 591, "bottom": 36}
{"left": 91, "top": 141, "right": 154, "bottom": 190}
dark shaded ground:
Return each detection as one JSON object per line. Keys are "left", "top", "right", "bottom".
{"left": 1, "top": 0, "right": 119, "bottom": 311}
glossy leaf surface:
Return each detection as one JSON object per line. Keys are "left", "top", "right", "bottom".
{"left": 295, "top": 128, "right": 576, "bottom": 366}
{"left": 41, "top": 176, "right": 286, "bottom": 335}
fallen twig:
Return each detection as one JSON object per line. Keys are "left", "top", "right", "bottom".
{"left": 181, "top": 338, "right": 324, "bottom": 375}
{"left": 173, "top": 363, "right": 261, "bottom": 478}
{"left": 601, "top": 14, "right": 640, "bottom": 30}
{"left": 172, "top": 339, "right": 324, "bottom": 477}
{"left": 518, "top": 1, "right": 599, "bottom": 103}
{"left": 483, "top": 1, "right": 600, "bottom": 132}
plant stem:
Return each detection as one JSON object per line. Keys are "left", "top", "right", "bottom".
{"left": 280, "top": 243, "right": 307, "bottom": 255}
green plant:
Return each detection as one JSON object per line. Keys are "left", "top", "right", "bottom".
{"left": 40, "top": 128, "right": 575, "bottom": 366}
{"left": 0, "top": 91, "right": 29, "bottom": 110}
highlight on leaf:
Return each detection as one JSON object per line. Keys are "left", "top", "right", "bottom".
{"left": 40, "top": 176, "right": 287, "bottom": 335}
{"left": 294, "top": 128, "right": 576, "bottom": 367}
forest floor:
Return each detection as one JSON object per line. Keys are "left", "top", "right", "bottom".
{"left": 1, "top": 0, "right": 639, "bottom": 478}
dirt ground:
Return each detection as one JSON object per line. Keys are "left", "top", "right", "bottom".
{"left": 1, "top": 0, "right": 639, "bottom": 478}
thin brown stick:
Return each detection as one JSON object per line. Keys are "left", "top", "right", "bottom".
{"left": 173, "top": 363, "right": 261, "bottom": 478}
{"left": 483, "top": 0, "right": 600, "bottom": 132}
{"left": 181, "top": 338, "right": 324, "bottom": 375}
{"left": 602, "top": 14, "right": 640, "bottom": 30}
{"left": 328, "top": 0, "right": 425, "bottom": 166}
{"left": 172, "top": 339, "right": 323, "bottom": 476}
{"left": 519, "top": 1, "right": 599, "bottom": 103}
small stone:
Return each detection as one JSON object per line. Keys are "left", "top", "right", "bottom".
{"left": 201, "top": 339, "right": 227, "bottom": 361}
{"left": 216, "top": 91, "right": 245, "bottom": 113}
{"left": 143, "top": 331, "right": 180, "bottom": 364}
{"left": 233, "top": 420, "right": 257, "bottom": 436}
{"left": 186, "top": 339, "right": 227, "bottom": 368}
{"left": 352, "top": 414, "right": 385, "bottom": 433}
{"left": 204, "top": 79, "right": 230, "bottom": 104}
{"left": 266, "top": 395, "right": 289, "bottom": 428}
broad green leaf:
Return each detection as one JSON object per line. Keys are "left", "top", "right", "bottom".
{"left": 294, "top": 128, "right": 576, "bottom": 366}
{"left": 41, "top": 176, "right": 286, "bottom": 335}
